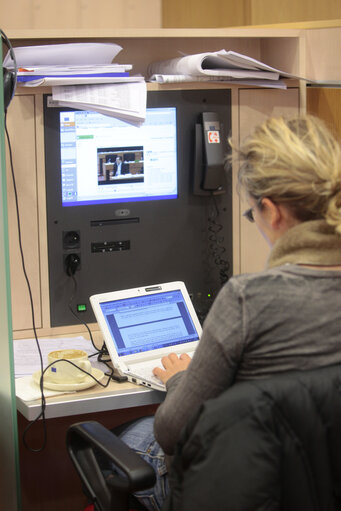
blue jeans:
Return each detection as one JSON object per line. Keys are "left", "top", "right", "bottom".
{"left": 104, "top": 416, "right": 169, "bottom": 511}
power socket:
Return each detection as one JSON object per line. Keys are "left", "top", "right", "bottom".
{"left": 64, "top": 253, "right": 81, "bottom": 276}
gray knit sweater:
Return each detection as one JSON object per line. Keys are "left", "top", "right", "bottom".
{"left": 154, "top": 220, "right": 341, "bottom": 455}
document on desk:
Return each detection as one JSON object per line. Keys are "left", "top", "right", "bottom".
{"left": 14, "top": 337, "right": 109, "bottom": 401}
{"left": 51, "top": 80, "right": 147, "bottom": 123}
{"left": 13, "top": 336, "right": 106, "bottom": 378}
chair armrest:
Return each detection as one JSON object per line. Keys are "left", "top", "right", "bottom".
{"left": 67, "top": 421, "right": 156, "bottom": 511}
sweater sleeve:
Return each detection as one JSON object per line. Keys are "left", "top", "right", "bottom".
{"left": 154, "top": 279, "right": 246, "bottom": 455}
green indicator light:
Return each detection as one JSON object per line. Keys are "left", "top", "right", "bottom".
{"left": 207, "top": 293, "right": 211, "bottom": 298}
{"left": 77, "top": 304, "right": 87, "bottom": 312}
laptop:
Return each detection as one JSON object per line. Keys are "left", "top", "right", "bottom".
{"left": 90, "top": 281, "right": 202, "bottom": 391}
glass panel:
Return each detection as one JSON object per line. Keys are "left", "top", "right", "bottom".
{"left": 0, "top": 50, "right": 21, "bottom": 508}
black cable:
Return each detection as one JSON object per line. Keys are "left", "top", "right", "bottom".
{"left": 207, "top": 193, "right": 230, "bottom": 287}
{"left": 22, "top": 275, "right": 114, "bottom": 451}
{"left": 68, "top": 273, "right": 98, "bottom": 351}
{"left": 6, "top": 114, "right": 113, "bottom": 451}
{"left": 40, "top": 359, "right": 114, "bottom": 389}
{"left": 67, "top": 273, "right": 115, "bottom": 376}
{"left": 5, "top": 112, "right": 48, "bottom": 451}
{"left": 23, "top": 357, "right": 114, "bottom": 452}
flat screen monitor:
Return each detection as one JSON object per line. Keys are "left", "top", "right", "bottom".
{"left": 59, "top": 107, "right": 177, "bottom": 206}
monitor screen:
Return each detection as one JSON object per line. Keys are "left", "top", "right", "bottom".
{"left": 99, "top": 290, "right": 200, "bottom": 356}
{"left": 60, "top": 107, "right": 178, "bottom": 206}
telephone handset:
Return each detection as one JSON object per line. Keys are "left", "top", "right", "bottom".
{"left": 193, "top": 111, "right": 226, "bottom": 196}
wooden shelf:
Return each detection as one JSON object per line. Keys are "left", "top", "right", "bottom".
{"left": 6, "top": 27, "right": 303, "bottom": 79}
{"left": 6, "top": 27, "right": 302, "bottom": 40}
{"left": 5, "top": 26, "right": 326, "bottom": 335}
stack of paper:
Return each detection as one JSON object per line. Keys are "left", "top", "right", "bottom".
{"left": 15, "top": 64, "right": 134, "bottom": 87}
{"left": 3, "top": 42, "right": 147, "bottom": 122}
{"left": 148, "top": 49, "right": 308, "bottom": 89}
{"left": 3, "top": 42, "right": 140, "bottom": 87}
{"left": 51, "top": 81, "right": 147, "bottom": 124}
{"left": 4, "top": 42, "right": 122, "bottom": 67}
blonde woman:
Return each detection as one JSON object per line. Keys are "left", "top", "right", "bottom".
{"left": 105, "top": 115, "right": 341, "bottom": 510}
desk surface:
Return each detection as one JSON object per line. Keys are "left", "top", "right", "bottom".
{"left": 17, "top": 379, "right": 164, "bottom": 421}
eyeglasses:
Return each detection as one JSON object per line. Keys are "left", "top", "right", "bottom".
{"left": 243, "top": 198, "right": 263, "bottom": 223}
{"left": 243, "top": 207, "right": 256, "bottom": 223}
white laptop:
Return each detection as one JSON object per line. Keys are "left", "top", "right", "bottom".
{"left": 90, "top": 281, "right": 202, "bottom": 391}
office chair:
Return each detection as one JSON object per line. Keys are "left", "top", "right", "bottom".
{"left": 67, "top": 363, "right": 341, "bottom": 511}
{"left": 67, "top": 420, "right": 154, "bottom": 511}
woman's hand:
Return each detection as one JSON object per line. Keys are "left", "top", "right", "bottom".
{"left": 153, "top": 352, "right": 191, "bottom": 385}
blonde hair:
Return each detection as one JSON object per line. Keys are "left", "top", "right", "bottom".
{"left": 236, "top": 115, "right": 341, "bottom": 234}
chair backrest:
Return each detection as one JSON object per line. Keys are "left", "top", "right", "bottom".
{"left": 165, "top": 364, "right": 341, "bottom": 511}
{"left": 67, "top": 365, "right": 341, "bottom": 511}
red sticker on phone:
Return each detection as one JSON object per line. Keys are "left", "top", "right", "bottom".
{"left": 207, "top": 131, "right": 220, "bottom": 143}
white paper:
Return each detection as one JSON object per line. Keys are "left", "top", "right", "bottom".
{"left": 216, "top": 50, "right": 283, "bottom": 72}
{"left": 149, "top": 74, "right": 287, "bottom": 89}
{"left": 17, "top": 64, "right": 132, "bottom": 74}
{"left": 20, "top": 75, "right": 144, "bottom": 87}
{"left": 15, "top": 375, "right": 74, "bottom": 401}
{"left": 199, "top": 68, "right": 279, "bottom": 79}
{"left": 147, "top": 49, "right": 308, "bottom": 82}
{"left": 52, "top": 81, "right": 147, "bottom": 122}
{"left": 4, "top": 42, "right": 122, "bottom": 68}
{"left": 13, "top": 336, "right": 107, "bottom": 378}
{"left": 147, "top": 50, "right": 278, "bottom": 78}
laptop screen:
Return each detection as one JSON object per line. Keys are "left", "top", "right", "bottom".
{"left": 99, "top": 290, "right": 200, "bottom": 356}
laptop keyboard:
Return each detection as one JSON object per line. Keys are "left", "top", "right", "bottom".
{"left": 128, "top": 351, "right": 195, "bottom": 386}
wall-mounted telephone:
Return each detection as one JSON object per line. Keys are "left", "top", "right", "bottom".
{"left": 193, "top": 112, "right": 227, "bottom": 196}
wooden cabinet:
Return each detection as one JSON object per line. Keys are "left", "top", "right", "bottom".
{"left": 8, "top": 26, "right": 338, "bottom": 336}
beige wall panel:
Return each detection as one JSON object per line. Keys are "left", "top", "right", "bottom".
{"left": 238, "top": 87, "right": 299, "bottom": 275}
{"left": 307, "top": 88, "right": 341, "bottom": 139}
{"left": 0, "top": 0, "right": 161, "bottom": 30}
{"left": 250, "top": 0, "right": 341, "bottom": 25}
{"left": 162, "top": 0, "right": 250, "bottom": 28}
{"left": 34, "top": 93, "right": 51, "bottom": 330}
{"left": 260, "top": 37, "right": 302, "bottom": 77}
{"left": 304, "top": 28, "right": 341, "bottom": 81}
{"left": 162, "top": 0, "right": 341, "bottom": 28}
{"left": 0, "top": 0, "right": 35, "bottom": 30}
{"left": 6, "top": 94, "right": 42, "bottom": 330}
{"left": 79, "top": 0, "right": 162, "bottom": 29}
